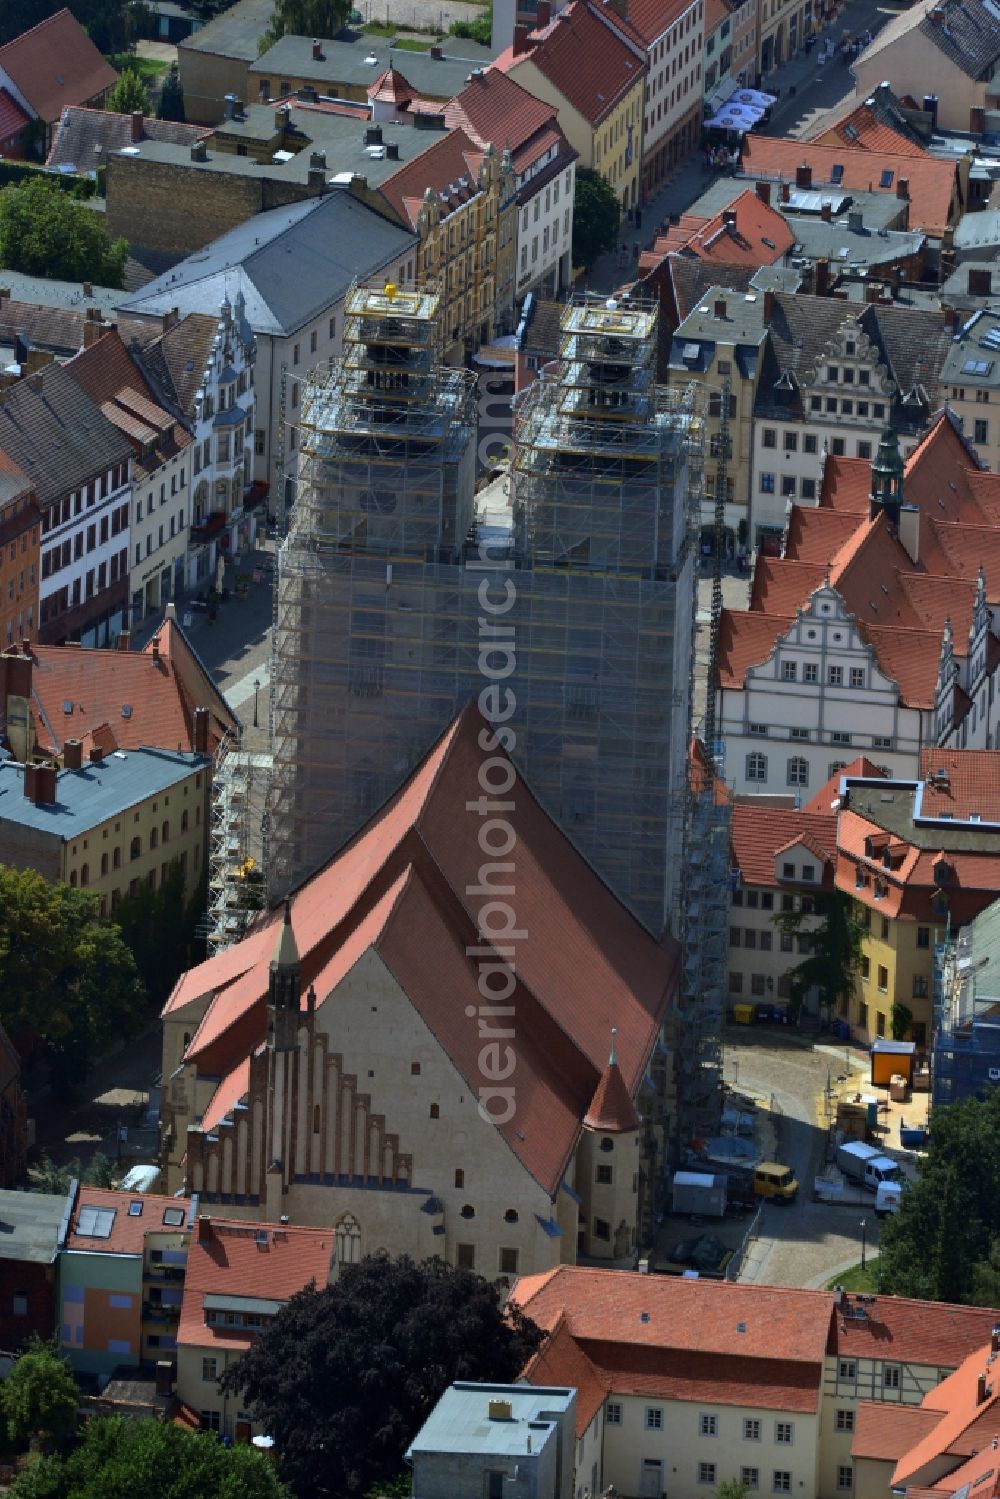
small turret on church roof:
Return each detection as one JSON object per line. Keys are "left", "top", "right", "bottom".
{"left": 583, "top": 1028, "right": 642, "bottom": 1133}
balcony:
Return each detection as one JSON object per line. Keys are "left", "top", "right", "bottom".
{"left": 142, "top": 1301, "right": 181, "bottom": 1323}
{"left": 190, "top": 511, "right": 226, "bottom": 542}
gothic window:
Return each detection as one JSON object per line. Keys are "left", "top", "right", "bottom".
{"left": 335, "top": 1214, "right": 362, "bottom": 1266}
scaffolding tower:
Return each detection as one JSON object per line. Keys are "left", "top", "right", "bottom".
{"left": 206, "top": 730, "right": 270, "bottom": 954}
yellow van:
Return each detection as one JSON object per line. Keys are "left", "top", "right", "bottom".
{"left": 733, "top": 1003, "right": 755, "bottom": 1025}
{"left": 753, "top": 1162, "right": 799, "bottom": 1202}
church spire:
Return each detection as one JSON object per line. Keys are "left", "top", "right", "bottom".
{"left": 869, "top": 425, "right": 905, "bottom": 525}
{"left": 268, "top": 899, "right": 301, "bottom": 1050}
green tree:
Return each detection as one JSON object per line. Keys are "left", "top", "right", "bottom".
{"left": 571, "top": 167, "right": 620, "bottom": 271}
{"left": 221, "top": 1255, "right": 543, "bottom": 1498}
{"left": 0, "top": 867, "right": 145, "bottom": 1084}
{"left": 106, "top": 69, "right": 150, "bottom": 116}
{"left": 7, "top": 1415, "right": 290, "bottom": 1498}
{"left": 774, "top": 888, "right": 864, "bottom": 1021}
{"left": 0, "top": 180, "right": 128, "bottom": 287}
{"left": 113, "top": 863, "right": 205, "bottom": 1006}
{"left": 259, "top": 0, "right": 352, "bottom": 54}
{"left": 715, "top": 1483, "right": 751, "bottom": 1499}
{"left": 157, "top": 63, "right": 186, "bottom": 122}
{"left": 879, "top": 1090, "right": 1000, "bottom": 1303}
{"left": 449, "top": 6, "right": 493, "bottom": 45}
{"left": 890, "top": 1001, "right": 913, "bottom": 1041}
{"left": 2, "top": 1339, "right": 78, "bottom": 1453}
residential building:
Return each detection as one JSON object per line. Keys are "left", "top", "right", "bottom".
{"left": 704, "top": 0, "right": 736, "bottom": 102}
{"left": 125, "top": 302, "right": 257, "bottom": 582}
{"left": 739, "top": 137, "right": 962, "bottom": 249}
{"left": 836, "top": 752, "right": 1000, "bottom": 1043}
{"left": 0, "top": 1187, "right": 70, "bottom": 1349}
{"left": 0, "top": 8, "right": 116, "bottom": 155}
{"left": 118, "top": 193, "right": 416, "bottom": 504}
{"left": 757, "top": 0, "right": 815, "bottom": 77}
{"left": 268, "top": 283, "right": 699, "bottom": 932}
{"left": 514, "top": 1267, "right": 1000, "bottom": 1499}
{"left": 0, "top": 743, "right": 212, "bottom": 913}
{"left": 641, "top": 187, "right": 796, "bottom": 275}
{"left": 852, "top": 0, "right": 1000, "bottom": 135}
{"left": 407, "top": 1384, "right": 576, "bottom": 1499}
{"left": 59, "top": 1188, "right": 196, "bottom": 1375}
{"left": 376, "top": 127, "right": 516, "bottom": 359}
{"left": 0, "top": 613, "right": 237, "bottom": 768}
{"left": 175, "top": 1214, "right": 334, "bottom": 1438}
{"left": 0, "top": 287, "right": 114, "bottom": 369}
{"left": 728, "top": 796, "right": 839, "bottom": 1013}
{"left": 61, "top": 330, "right": 193, "bottom": 624}
{"left": 497, "top": 1, "right": 646, "bottom": 210}
{"left": 728, "top": 0, "right": 758, "bottom": 87}
{"left": 852, "top": 1334, "right": 1000, "bottom": 1499}
{"left": 445, "top": 67, "right": 577, "bottom": 303}
{"left": 933, "top": 894, "right": 1000, "bottom": 1107}
{"left": 749, "top": 297, "right": 952, "bottom": 543}
{"left": 175, "top": 0, "right": 276, "bottom": 125}
{"left": 45, "top": 105, "right": 211, "bottom": 175}
{"left": 618, "top": 0, "right": 704, "bottom": 198}
{"left": 162, "top": 701, "right": 678, "bottom": 1269}
{"left": 939, "top": 308, "right": 1000, "bottom": 474}
{"left": 0, "top": 456, "right": 40, "bottom": 650}
{"left": 0, "top": 365, "right": 133, "bottom": 647}
{"left": 248, "top": 32, "right": 496, "bottom": 109}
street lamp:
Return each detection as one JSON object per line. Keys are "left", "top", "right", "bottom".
{"left": 253, "top": 677, "right": 261, "bottom": 729}
{"left": 859, "top": 1217, "right": 868, "bottom": 1272}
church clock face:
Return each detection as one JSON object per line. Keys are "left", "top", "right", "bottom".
{"left": 360, "top": 487, "right": 397, "bottom": 514}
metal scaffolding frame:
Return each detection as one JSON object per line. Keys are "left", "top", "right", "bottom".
{"left": 206, "top": 730, "right": 270, "bottom": 955}
{"left": 268, "top": 284, "right": 705, "bottom": 941}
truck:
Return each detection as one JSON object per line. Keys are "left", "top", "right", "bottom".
{"left": 836, "top": 1140, "right": 900, "bottom": 1192}
{"left": 671, "top": 1171, "right": 727, "bottom": 1218}
{"left": 727, "top": 1161, "right": 800, "bottom": 1203}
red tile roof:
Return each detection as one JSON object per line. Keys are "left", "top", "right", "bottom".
{"left": 715, "top": 608, "right": 795, "bottom": 688}
{"left": 583, "top": 1057, "right": 642, "bottom": 1131}
{"left": 0, "top": 8, "right": 117, "bottom": 126}
{"left": 497, "top": 0, "right": 645, "bottom": 125}
{"left": 812, "top": 102, "right": 929, "bottom": 158}
{"left": 917, "top": 748, "right": 1000, "bottom": 821}
{"left": 852, "top": 1401, "right": 942, "bottom": 1461}
{"left": 619, "top": 0, "right": 700, "bottom": 44}
{"left": 167, "top": 704, "right": 679, "bottom": 1196}
{"left": 445, "top": 66, "right": 558, "bottom": 148}
{"left": 803, "top": 757, "right": 886, "bottom": 813}
{"left": 0, "top": 88, "right": 30, "bottom": 142}
{"left": 730, "top": 805, "right": 837, "bottom": 886}
{"left": 581, "top": 1343, "right": 825, "bottom": 1413}
{"left": 178, "top": 1217, "right": 334, "bottom": 1353}
{"left": 513, "top": 1265, "right": 835, "bottom": 1365}
{"left": 9, "top": 614, "right": 236, "bottom": 759}
{"left": 640, "top": 190, "right": 794, "bottom": 271}
{"left": 379, "top": 126, "right": 485, "bottom": 230}
{"left": 66, "top": 1187, "right": 192, "bottom": 1255}
{"left": 523, "top": 1313, "right": 609, "bottom": 1434}
{"left": 892, "top": 1342, "right": 1000, "bottom": 1485}
{"left": 63, "top": 329, "right": 192, "bottom": 482}
{"left": 739, "top": 135, "right": 958, "bottom": 237}
{"left": 833, "top": 1299, "right": 1000, "bottom": 1370}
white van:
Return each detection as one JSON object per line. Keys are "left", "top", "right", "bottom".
{"left": 875, "top": 1180, "right": 903, "bottom": 1218}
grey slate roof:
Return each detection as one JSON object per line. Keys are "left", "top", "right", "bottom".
{"left": 117, "top": 191, "right": 417, "bottom": 337}
{"left": 0, "top": 748, "right": 209, "bottom": 836}
{"left": 178, "top": 0, "right": 275, "bottom": 60}
{"left": 940, "top": 309, "right": 1000, "bottom": 389}
{"left": 0, "top": 270, "right": 120, "bottom": 319}
{"left": 46, "top": 106, "right": 210, "bottom": 174}
{"left": 954, "top": 210, "right": 1000, "bottom": 257}
{"left": 858, "top": 302, "right": 953, "bottom": 410}
{"left": 0, "top": 363, "right": 133, "bottom": 507}
{"left": 686, "top": 176, "right": 905, "bottom": 232}
{"left": 0, "top": 1187, "right": 71, "bottom": 1264}
{"left": 783, "top": 213, "right": 925, "bottom": 269}
{"left": 918, "top": 0, "right": 1000, "bottom": 79}
{"left": 252, "top": 32, "right": 496, "bottom": 101}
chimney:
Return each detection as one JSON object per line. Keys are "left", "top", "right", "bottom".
{"left": 311, "top": 37, "right": 322, "bottom": 59}
{"left": 161, "top": 307, "right": 178, "bottom": 334}
{"left": 4, "top": 651, "right": 31, "bottom": 699}
{"left": 198, "top": 1214, "right": 212, "bottom": 1241}
{"left": 780, "top": 181, "right": 791, "bottom": 204}
{"left": 992, "top": 1326, "right": 1000, "bottom": 1354}
{"left": 978, "top": 1374, "right": 989, "bottom": 1405}
{"left": 512, "top": 22, "right": 530, "bottom": 54}
{"left": 63, "top": 738, "right": 83, "bottom": 771}
{"left": 130, "top": 110, "right": 143, "bottom": 143}
{"left": 537, "top": 0, "right": 551, "bottom": 21}
{"left": 865, "top": 280, "right": 881, "bottom": 304}
{"left": 795, "top": 163, "right": 812, "bottom": 189}
{"left": 930, "top": 3, "right": 944, "bottom": 18}
{"left": 154, "top": 1361, "right": 175, "bottom": 1398}
{"left": 89, "top": 746, "right": 104, "bottom": 765}
{"left": 969, "top": 267, "right": 992, "bottom": 297}
{"left": 897, "top": 505, "right": 919, "bottom": 564}
{"left": 83, "top": 319, "right": 103, "bottom": 350}
{"left": 28, "top": 372, "right": 43, "bottom": 394}
{"left": 970, "top": 106, "right": 986, "bottom": 134}
{"left": 896, "top": 177, "right": 909, "bottom": 200}
{"left": 223, "top": 93, "right": 237, "bottom": 121}
{"left": 363, "top": 126, "right": 382, "bottom": 146}
{"left": 815, "top": 257, "right": 830, "bottom": 296}
{"left": 820, "top": 200, "right": 832, "bottom": 222}
{"left": 763, "top": 288, "right": 775, "bottom": 321}
{"left": 22, "top": 763, "right": 37, "bottom": 802}
{"left": 274, "top": 104, "right": 290, "bottom": 129}
{"left": 430, "top": 43, "right": 443, "bottom": 58}
{"left": 193, "top": 706, "right": 210, "bottom": 756}
{"left": 191, "top": 140, "right": 207, "bottom": 162}
{"left": 756, "top": 179, "right": 771, "bottom": 206}
{"left": 33, "top": 764, "right": 57, "bottom": 805}
{"left": 117, "top": 629, "right": 131, "bottom": 653}
{"left": 82, "top": 281, "right": 93, "bottom": 298}
{"left": 943, "top": 305, "right": 958, "bottom": 330}
{"left": 0, "top": 288, "right": 9, "bottom": 306}
{"left": 723, "top": 208, "right": 737, "bottom": 227}
{"left": 151, "top": 636, "right": 160, "bottom": 664}
{"left": 385, "top": 141, "right": 399, "bottom": 159}
{"left": 848, "top": 209, "right": 863, "bottom": 233}
{"left": 923, "top": 93, "right": 939, "bottom": 127}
